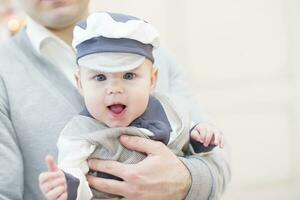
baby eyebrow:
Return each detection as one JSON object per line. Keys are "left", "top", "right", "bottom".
{"left": 124, "top": 68, "right": 140, "bottom": 73}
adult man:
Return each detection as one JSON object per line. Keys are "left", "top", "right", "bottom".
{"left": 0, "top": 0, "right": 231, "bottom": 199}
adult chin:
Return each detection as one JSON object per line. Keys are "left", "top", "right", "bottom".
{"left": 31, "top": 0, "right": 89, "bottom": 29}
{"left": 37, "top": 13, "right": 82, "bottom": 29}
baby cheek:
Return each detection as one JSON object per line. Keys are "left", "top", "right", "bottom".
{"left": 135, "top": 94, "right": 149, "bottom": 114}
{"left": 84, "top": 93, "right": 104, "bottom": 116}
{"left": 87, "top": 103, "right": 105, "bottom": 122}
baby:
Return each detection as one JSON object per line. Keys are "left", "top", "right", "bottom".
{"left": 39, "top": 12, "right": 224, "bottom": 200}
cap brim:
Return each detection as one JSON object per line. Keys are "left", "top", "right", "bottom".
{"left": 77, "top": 53, "right": 145, "bottom": 73}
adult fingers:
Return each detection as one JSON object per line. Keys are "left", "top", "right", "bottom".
{"left": 119, "top": 135, "right": 168, "bottom": 156}
{"left": 88, "top": 159, "right": 129, "bottom": 179}
{"left": 87, "top": 175, "right": 127, "bottom": 197}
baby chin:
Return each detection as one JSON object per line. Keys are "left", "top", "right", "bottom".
{"left": 105, "top": 103, "right": 131, "bottom": 128}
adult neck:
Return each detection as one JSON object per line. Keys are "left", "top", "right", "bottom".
{"left": 48, "top": 25, "right": 75, "bottom": 47}
{"left": 48, "top": 11, "right": 89, "bottom": 47}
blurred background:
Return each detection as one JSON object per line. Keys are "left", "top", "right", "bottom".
{"left": 0, "top": 0, "right": 24, "bottom": 41}
{"left": 1, "top": 0, "right": 300, "bottom": 199}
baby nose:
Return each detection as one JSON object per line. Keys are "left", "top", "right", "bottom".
{"left": 106, "top": 84, "right": 124, "bottom": 94}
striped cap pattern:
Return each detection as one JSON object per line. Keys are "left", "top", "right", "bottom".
{"left": 72, "top": 12, "right": 160, "bottom": 72}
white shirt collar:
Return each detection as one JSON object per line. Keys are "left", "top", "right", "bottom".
{"left": 25, "top": 17, "right": 77, "bottom": 86}
{"left": 26, "top": 17, "right": 51, "bottom": 54}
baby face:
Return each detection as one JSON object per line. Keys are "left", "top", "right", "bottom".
{"left": 76, "top": 59, "right": 157, "bottom": 128}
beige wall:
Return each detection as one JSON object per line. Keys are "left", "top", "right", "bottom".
{"left": 90, "top": 1, "right": 300, "bottom": 199}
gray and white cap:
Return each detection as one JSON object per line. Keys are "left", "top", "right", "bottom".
{"left": 72, "top": 12, "right": 160, "bottom": 72}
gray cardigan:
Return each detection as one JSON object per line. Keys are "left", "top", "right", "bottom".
{"left": 0, "top": 30, "right": 231, "bottom": 200}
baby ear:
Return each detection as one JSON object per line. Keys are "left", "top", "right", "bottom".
{"left": 150, "top": 66, "right": 158, "bottom": 93}
{"left": 74, "top": 69, "right": 84, "bottom": 96}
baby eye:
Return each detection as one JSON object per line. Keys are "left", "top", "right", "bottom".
{"left": 123, "top": 72, "right": 135, "bottom": 80}
{"left": 95, "top": 74, "right": 106, "bottom": 81}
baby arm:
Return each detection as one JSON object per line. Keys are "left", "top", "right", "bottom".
{"left": 39, "top": 155, "right": 68, "bottom": 200}
{"left": 57, "top": 134, "right": 95, "bottom": 200}
{"left": 190, "top": 123, "right": 224, "bottom": 152}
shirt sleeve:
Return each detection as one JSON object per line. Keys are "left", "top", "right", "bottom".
{"left": 154, "top": 47, "right": 231, "bottom": 199}
{"left": 0, "top": 75, "right": 24, "bottom": 200}
{"left": 180, "top": 144, "right": 231, "bottom": 200}
{"left": 57, "top": 132, "right": 95, "bottom": 200}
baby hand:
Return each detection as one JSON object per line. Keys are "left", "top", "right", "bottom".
{"left": 39, "top": 155, "right": 68, "bottom": 200}
{"left": 191, "top": 123, "right": 224, "bottom": 148}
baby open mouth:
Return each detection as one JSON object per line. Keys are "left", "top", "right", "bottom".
{"left": 108, "top": 104, "right": 126, "bottom": 114}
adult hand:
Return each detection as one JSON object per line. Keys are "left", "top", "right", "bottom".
{"left": 87, "top": 135, "right": 191, "bottom": 200}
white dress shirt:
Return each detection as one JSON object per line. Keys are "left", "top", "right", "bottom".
{"left": 26, "top": 17, "right": 77, "bottom": 86}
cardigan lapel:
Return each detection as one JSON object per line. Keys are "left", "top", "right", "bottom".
{"left": 12, "top": 30, "right": 84, "bottom": 112}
